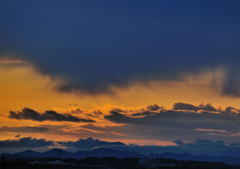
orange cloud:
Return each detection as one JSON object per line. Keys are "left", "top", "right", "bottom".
{"left": 2, "top": 59, "right": 240, "bottom": 143}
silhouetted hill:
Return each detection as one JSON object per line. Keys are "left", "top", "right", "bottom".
{"left": 41, "top": 149, "right": 73, "bottom": 158}
{"left": 15, "top": 150, "right": 41, "bottom": 157}
{"left": 8, "top": 148, "right": 240, "bottom": 165}
{"left": 89, "top": 148, "right": 143, "bottom": 158}
{"left": 11, "top": 148, "right": 143, "bottom": 159}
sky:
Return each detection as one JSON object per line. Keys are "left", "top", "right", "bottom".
{"left": 1, "top": 0, "right": 240, "bottom": 152}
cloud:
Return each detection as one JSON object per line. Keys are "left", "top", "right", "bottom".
{"left": 9, "top": 108, "right": 95, "bottom": 123}
{"left": 103, "top": 103, "right": 240, "bottom": 142}
{"left": 146, "top": 104, "right": 162, "bottom": 111}
{"left": 0, "top": 137, "right": 53, "bottom": 152}
{"left": 0, "top": 126, "right": 49, "bottom": 133}
{"left": 132, "top": 104, "right": 163, "bottom": 116}
{"left": 173, "top": 102, "right": 199, "bottom": 111}
{"left": 15, "top": 134, "right": 21, "bottom": 138}
{"left": 60, "top": 137, "right": 126, "bottom": 151}
{"left": 105, "top": 110, "right": 134, "bottom": 124}
{"left": 0, "top": 58, "right": 27, "bottom": 65}
{"left": 6, "top": 103, "right": 240, "bottom": 144}
{"left": 193, "top": 128, "right": 227, "bottom": 133}
{"left": 105, "top": 103, "right": 240, "bottom": 129}
{"left": 173, "top": 102, "right": 216, "bottom": 112}
{"left": 169, "top": 139, "right": 240, "bottom": 157}
{"left": 1, "top": 1, "right": 240, "bottom": 96}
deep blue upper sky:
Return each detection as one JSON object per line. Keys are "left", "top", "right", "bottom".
{"left": 1, "top": 0, "right": 240, "bottom": 94}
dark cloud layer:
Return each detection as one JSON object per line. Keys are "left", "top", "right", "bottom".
{"left": 173, "top": 102, "right": 216, "bottom": 112}
{"left": 60, "top": 137, "right": 125, "bottom": 151}
{"left": 1, "top": 1, "right": 240, "bottom": 95}
{"left": 6, "top": 103, "right": 240, "bottom": 144}
{"left": 168, "top": 139, "right": 240, "bottom": 157}
{"left": 105, "top": 103, "right": 240, "bottom": 134}
{"left": 0, "top": 137, "right": 53, "bottom": 149}
{"left": 67, "top": 103, "right": 239, "bottom": 143}
{"left": 9, "top": 108, "right": 95, "bottom": 123}
{"left": 0, "top": 126, "right": 49, "bottom": 133}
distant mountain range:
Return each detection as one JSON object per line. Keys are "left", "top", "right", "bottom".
{"left": 6, "top": 148, "right": 240, "bottom": 165}
{"left": 13, "top": 148, "right": 143, "bottom": 159}
{"left": 3, "top": 137, "right": 240, "bottom": 165}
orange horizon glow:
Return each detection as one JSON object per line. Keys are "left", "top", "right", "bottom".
{"left": 1, "top": 59, "right": 240, "bottom": 143}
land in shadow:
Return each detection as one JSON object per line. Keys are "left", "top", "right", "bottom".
{"left": 1, "top": 157, "right": 239, "bottom": 169}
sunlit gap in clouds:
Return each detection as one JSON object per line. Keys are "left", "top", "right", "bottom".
{"left": 1, "top": 57, "right": 240, "bottom": 145}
